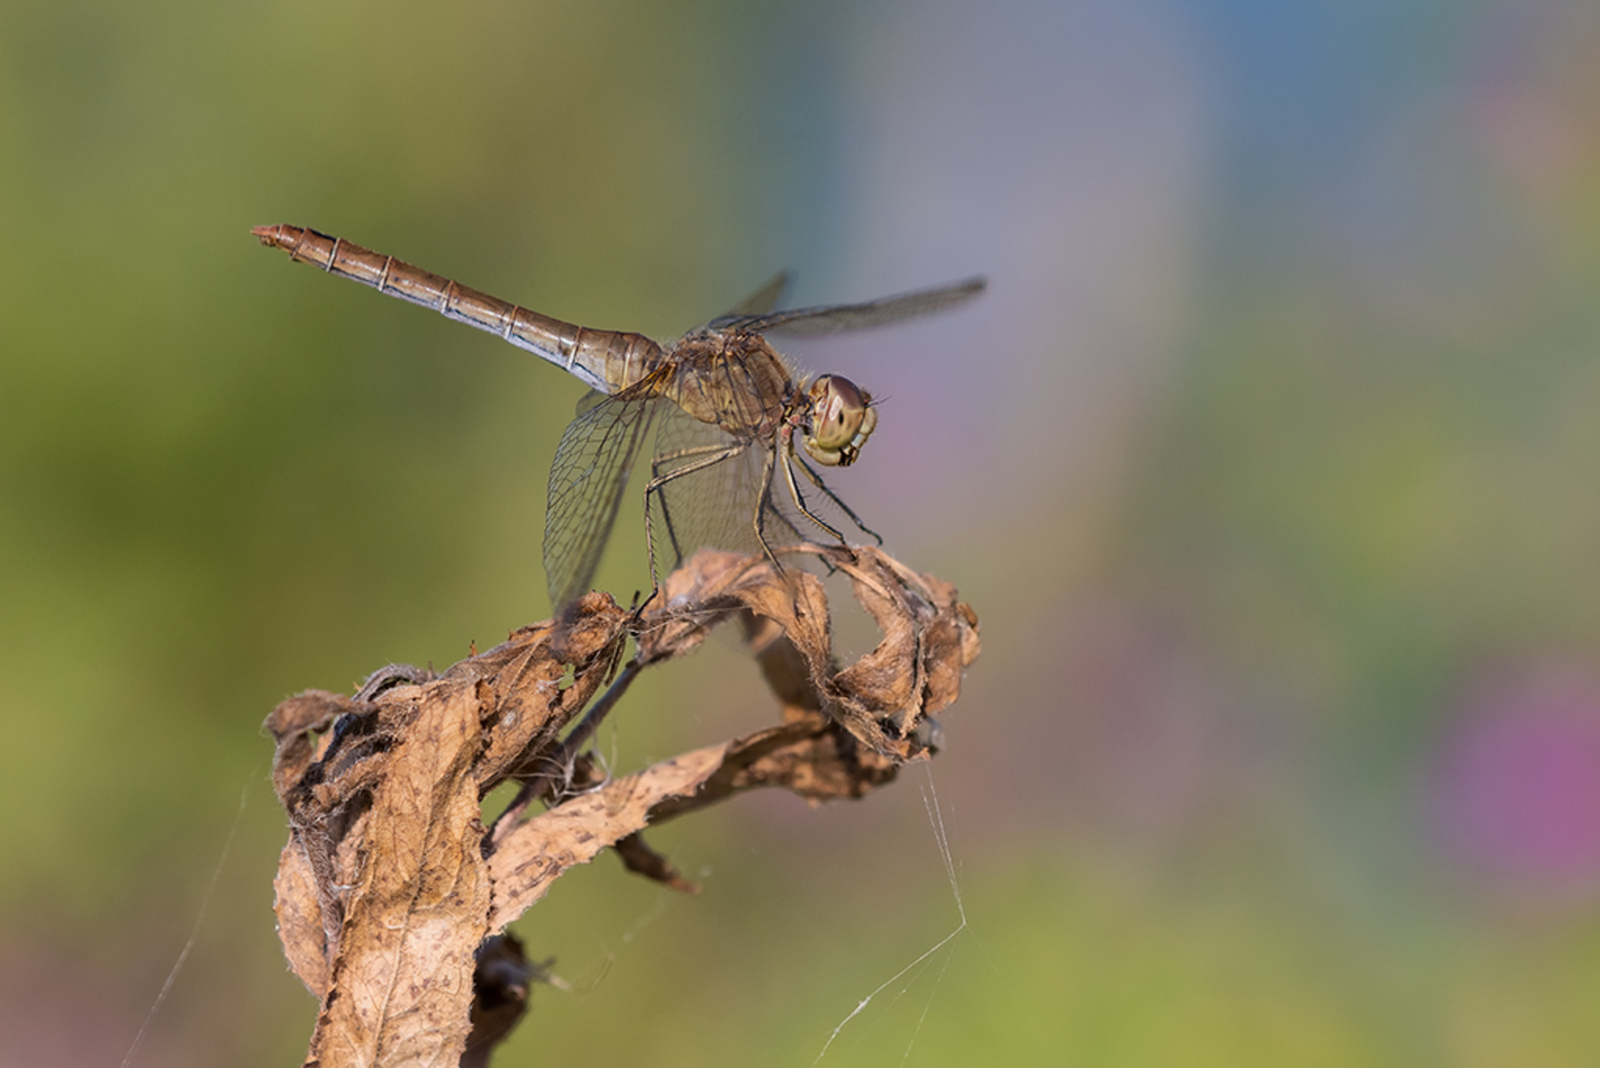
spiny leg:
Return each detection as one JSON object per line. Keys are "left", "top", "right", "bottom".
{"left": 770, "top": 452, "right": 861, "bottom": 582}
{"left": 648, "top": 442, "right": 739, "bottom": 571}
{"left": 790, "top": 451, "right": 884, "bottom": 545}
{"left": 777, "top": 448, "right": 849, "bottom": 544}
{"left": 642, "top": 442, "right": 748, "bottom": 590}
{"left": 750, "top": 445, "right": 795, "bottom": 577}
{"left": 758, "top": 467, "right": 808, "bottom": 550}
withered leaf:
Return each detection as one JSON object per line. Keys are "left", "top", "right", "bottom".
{"left": 487, "top": 744, "right": 731, "bottom": 931}
{"left": 306, "top": 686, "right": 487, "bottom": 1068}
{"left": 268, "top": 598, "right": 629, "bottom": 1066}
{"left": 639, "top": 547, "right": 980, "bottom": 758}
{"left": 265, "top": 548, "right": 979, "bottom": 1067}
{"left": 613, "top": 833, "right": 701, "bottom": 894}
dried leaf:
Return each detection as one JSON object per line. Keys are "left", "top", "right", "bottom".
{"left": 273, "top": 834, "right": 331, "bottom": 998}
{"left": 306, "top": 685, "right": 487, "bottom": 1068}
{"left": 266, "top": 599, "right": 629, "bottom": 1065}
{"left": 265, "top": 548, "right": 979, "bottom": 1066}
{"left": 638, "top": 546, "right": 980, "bottom": 759}
{"left": 613, "top": 834, "right": 701, "bottom": 894}
{"left": 486, "top": 744, "right": 729, "bottom": 932}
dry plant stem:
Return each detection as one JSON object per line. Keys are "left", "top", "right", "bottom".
{"left": 265, "top": 547, "right": 979, "bottom": 1068}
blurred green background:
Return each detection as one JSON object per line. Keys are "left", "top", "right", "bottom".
{"left": 4, "top": 0, "right": 1600, "bottom": 1064}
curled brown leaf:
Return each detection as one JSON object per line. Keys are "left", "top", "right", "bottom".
{"left": 265, "top": 547, "right": 978, "bottom": 1066}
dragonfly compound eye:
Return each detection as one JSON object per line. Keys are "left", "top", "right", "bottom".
{"left": 803, "top": 375, "right": 878, "bottom": 466}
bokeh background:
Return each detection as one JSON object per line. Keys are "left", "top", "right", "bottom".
{"left": 4, "top": 0, "right": 1600, "bottom": 1064}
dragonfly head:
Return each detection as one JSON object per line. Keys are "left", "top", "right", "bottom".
{"left": 801, "top": 375, "right": 878, "bottom": 467}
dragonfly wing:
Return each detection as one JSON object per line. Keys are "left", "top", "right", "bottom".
{"left": 649, "top": 406, "right": 774, "bottom": 571}
{"left": 544, "top": 392, "right": 660, "bottom": 610}
{"left": 647, "top": 401, "right": 859, "bottom": 576}
{"left": 706, "top": 276, "right": 986, "bottom": 337}
{"left": 717, "top": 270, "right": 792, "bottom": 319}
{"left": 574, "top": 387, "right": 609, "bottom": 416}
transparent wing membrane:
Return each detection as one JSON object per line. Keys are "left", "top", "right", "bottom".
{"left": 708, "top": 276, "right": 986, "bottom": 337}
{"left": 544, "top": 392, "right": 660, "bottom": 609}
{"left": 650, "top": 403, "right": 839, "bottom": 565}
{"left": 717, "top": 270, "right": 792, "bottom": 319}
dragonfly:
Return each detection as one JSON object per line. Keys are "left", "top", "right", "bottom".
{"left": 253, "top": 224, "right": 985, "bottom": 610}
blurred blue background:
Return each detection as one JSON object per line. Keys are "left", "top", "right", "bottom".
{"left": 4, "top": 0, "right": 1600, "bottom": 1064}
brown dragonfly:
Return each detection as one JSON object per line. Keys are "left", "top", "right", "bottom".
{"left": 253, "top": 224, "right": 984, "bottom": 609}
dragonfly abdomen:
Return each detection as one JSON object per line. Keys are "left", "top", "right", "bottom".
{"left": 252, "top": 224, "right": 661, "bottom": 395}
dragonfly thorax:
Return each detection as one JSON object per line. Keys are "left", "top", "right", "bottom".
{"left": 800, "top": 374, "right": 877, "bottom": 467}
{"left": 660, "top": 332, "right": 792, "bottom": 440}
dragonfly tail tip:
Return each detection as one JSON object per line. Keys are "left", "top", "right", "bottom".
{"left": 251, "top": 223, "right": 296, "bottom": 249}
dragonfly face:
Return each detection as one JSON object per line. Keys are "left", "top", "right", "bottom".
{"left": 799, "top": 374, "right": 877, "bottom": 467}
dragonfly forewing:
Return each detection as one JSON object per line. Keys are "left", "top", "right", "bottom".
{"left": 719, "top": 270, "right": 792, "bottom": 319}
{"left": 707, "top": 276, "right": 986, "bottom": 337}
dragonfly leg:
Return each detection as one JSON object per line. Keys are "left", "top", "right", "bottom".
{"left": 790, "top": 452, "right": 884, "bottom": 545}
{"left": 643, "top": 442, "right": 748, "bottom": 588}
{"left": 749, "top": 446, "right": 793, "bottom": 577}
{"left": 648, "top": 442, "right": 735, "bottom": 567}
{"left": 777, "top": 450, "right": 849, "bottom": 544}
